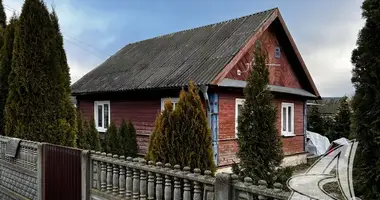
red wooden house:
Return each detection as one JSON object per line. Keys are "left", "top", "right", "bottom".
{"left": 72, "top": 8, "right": 320, "bottom": 168}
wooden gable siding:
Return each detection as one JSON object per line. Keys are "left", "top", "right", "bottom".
{"left": 225, "top": 25, "right": 302, "bottom": 89}
{"left": 218, "top": 91, "right": 305, "bottom": 166}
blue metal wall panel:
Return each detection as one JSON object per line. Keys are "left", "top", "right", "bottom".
{"left": 208, "top": 93, "right": 219, "bottom": 165}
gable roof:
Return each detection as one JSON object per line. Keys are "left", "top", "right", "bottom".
{"left": 71, "top": 8, "right": 319, "bottom": 98}
{"left": 72, "top": 8, "right": 276, "bottom": 94}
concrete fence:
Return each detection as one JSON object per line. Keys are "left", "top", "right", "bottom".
{"left": 0, "top": 136, "right": 291, "bottom": 200}
{"left": 88, "top": 151, "right": 290, "bottom": 200}
{"left": 0, "top": 136, "right": 42, "bottom": 200}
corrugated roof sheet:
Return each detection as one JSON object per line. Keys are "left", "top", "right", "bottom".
{"left": 72, "top": 8, "right": 276, "bottom": 94}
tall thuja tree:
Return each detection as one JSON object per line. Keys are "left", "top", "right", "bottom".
{"left": 307, "top": 106, "right": 326, "bottom": 135}
{"left": 328, "top": 96, "right": 351, "bottom": 141}
{"left": 0, "top": 0, "right": 6, "bottom": 49}
{"left": 4, "top": 0, "right": 75, "bottom": 145}
{"left": 170, "top": 82, "right": 216, "bottom": 173}
{"left": 0, "top": 16, "right": 17, "bottom": 135}
{"left": 0, "top": 0, "right": 5, "bottom": 29}
{"left": 351, "top": 0, "right": 380, "bottom": 198}
{"left": 50, "top": 10, "right": 77, "bottom": 146}
{"left": 234, "top": 44, "right": 283, "bottom": 184}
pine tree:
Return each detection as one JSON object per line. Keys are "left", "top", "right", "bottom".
{"left": 76, "top": 110, "right": 89, "bottom": 149}
{"left": 327, "top": 96, "right": 351, "bottom": 141}
{"left": 169, "top": 82, "right": 216, "bottom": 173}
{"left": 307, "top": 106, "right": 326, "bottom": 135}
{"left": 125, "top": 120, "right": 138, "bottom": 157}
{"left": 234, "top": 44, "right": 283, "bottom": 184}
{"left": 0, "top": 16, "right": 17, "bottom": 135}
{"left": 105, "top": 121, "right": 122, "bottom": 155}
{"left": 87, "top": 119, "right": 101, "bottom": 151}
{"left": 351, "top": 0, "right": 380, "bottom": 198}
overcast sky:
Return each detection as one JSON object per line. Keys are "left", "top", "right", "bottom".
{"left": 4, "top": 0, "right": 364, "bottom": 97}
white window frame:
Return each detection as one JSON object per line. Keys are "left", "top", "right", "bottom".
{"left": 235, "top": 98, "right": 245, "bottom": 138}
{"left": 281, "top": 102, "right": 295, "bottom": 137}
{"left": 94, "top": 101, "right": 111, "bottom": 132}
{"left": 161, "top": 98, "right": 179, "bottom": 111}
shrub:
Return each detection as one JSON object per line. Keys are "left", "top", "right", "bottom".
{"left": 76, "top": 111, "right": 89, "bottom": 149}
{"left": 87, "top": 119, "right": 101, "bottom": 151}
{"left": 105, "top": 121, "right": 122, "bottom": 155}
{"left": 126, "top": 121, "right": 138, "bottom": 157}
{"left": 146, "top": 101, "right": 173, "bottom": 163}
{"left": 147, "top": 82, "right": 216, "bottom": 173}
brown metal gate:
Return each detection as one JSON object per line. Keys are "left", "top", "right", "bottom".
{"left": 42, "top": 144, "right": 82, "bottom": 200}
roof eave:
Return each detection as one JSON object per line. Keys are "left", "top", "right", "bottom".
{"left": 218, "top": 78, "right": 317, "bottom": 99}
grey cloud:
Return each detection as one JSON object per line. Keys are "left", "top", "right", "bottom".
{"left": 296, "top": 1, "right": 364, "bottom": 97}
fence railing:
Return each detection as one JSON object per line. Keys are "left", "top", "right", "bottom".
{"left": 89, "top": 151, "right": 291, "bottom": 200}
{"left": 0, "top": 135, "right": 292, "bottom": 200}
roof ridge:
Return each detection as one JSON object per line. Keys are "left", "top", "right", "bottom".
{"left": 112, "top": 7, "right": 278, "bottom": 54}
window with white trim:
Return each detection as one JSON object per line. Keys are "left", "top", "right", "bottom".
{"left": 235, "top": 98, "right": 245, "bottom": 138}
{"left": 281, "top": 102, "right": 294, "bottom": 136}
{"left": 161, "top": 98, "right": 179, "bottom": 111}
{"left": 94, "top": 101, "right": 110, "bottom": 132}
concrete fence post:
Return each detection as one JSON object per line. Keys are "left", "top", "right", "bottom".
{"left": 81, "top": 150, "right": 90, "bottom": 200}
{"left": 215, "top": 173, "right": 232, "bottom": 200}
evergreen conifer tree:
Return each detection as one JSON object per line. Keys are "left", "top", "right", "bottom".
{"left": 169, "top": 82, "right": 216, "bottom": 173}
{"left": 4, "top": 0, "right": 76, "bottom": 146}
{"left": 50, "top": 9, "right": 76, "bottom": 146}
{"left": 0, "top": 16, "right": 17, "bottom": 135}
{"left": 125, "top": 120, "right": 138, "bottom": 157}
{"left": 307, "top": 106, "right": 326, "bottom": 135}
{"left": 234, "top": 44, "right": 283, "bottom": 184}
{"left": 351, "top": 0, "right": 380, "bottom": 198}
{"left": 146, "top": 102, "right": 172, "bottom": 163}
{"left": 87, "top": 119, "right": 101, "bottom": 151}
{"left": 0, "top": 0, "right": 5, "bottom": 29}
{"left": 119, "top": 119, "right": 128, "bottom": 155}
{"left": 105, "top": 121, "right": 122, "bottom": 155}
{"left": 327, "top": 96, "right": 351, "bottom": 141}
{"left": 76, "top": 110, "right": 89, "bottom": 149}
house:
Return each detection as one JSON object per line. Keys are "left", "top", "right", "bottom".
{"left": 72, "top": 8, "right": 320, "bottom": 167}
{"left": 307, "top": 97, "right": 342, "bottom": 119}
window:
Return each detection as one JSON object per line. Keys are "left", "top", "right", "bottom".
{"left": 161, "top": 98, "right": 179, "bottom": 111}
{"left": 275, "top": 47, "right": 281, "bottom": 58}
{"left": 281, "top": 102, "right": 294, "bottom": 136}
{"left": 94, "top": 101, "right": 110, "bottom": 132}
{"left": 235, "top": 98, "right": 245, "bottom": 138}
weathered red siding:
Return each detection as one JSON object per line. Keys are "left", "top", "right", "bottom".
{"left": 225, "top": 25, "right": 302, "bottom": 89}
{"left": 219, "top": 24, "right": 306, "bottom": 166}
{"left": 218, "top": 92, "right": 305, "bottom": 166}
{"left": 77, "top": 98, "right": 161, "bottom": 154}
